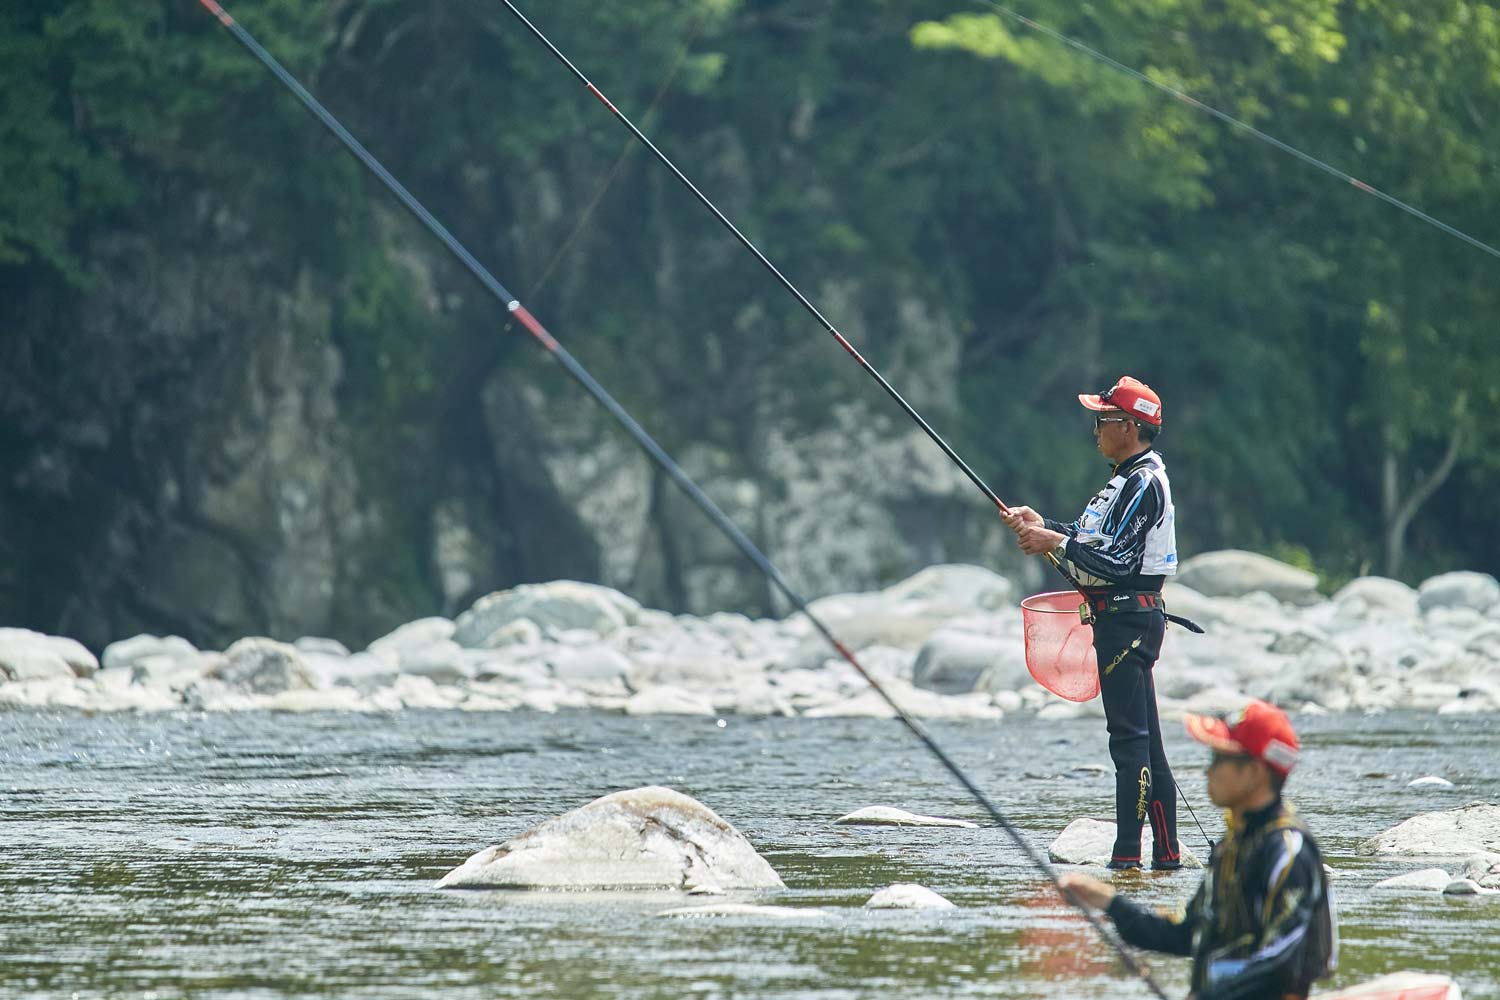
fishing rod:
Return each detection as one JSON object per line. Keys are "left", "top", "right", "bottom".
{"left": 191, "top": 2, "right": 1170, "bottom": 995}
{"left": 492, "top": 1, "right": 1203, "bottom": 632}
{"left": 971, "top": 0, "right": 1500, "bottom": 263}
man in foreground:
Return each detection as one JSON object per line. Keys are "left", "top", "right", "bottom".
{"left": 1059, "top": 700, "right": 1337, "bottom": 1000}
{"left": 1004, "top": 375, "right": 1181, "bottom": 868}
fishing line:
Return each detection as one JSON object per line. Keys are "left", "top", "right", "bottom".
{"left": 519, "top": 15, "right": 707, "bottom": 303}
{"left": 970, "top": 0, "right": 1500, "bottom": 263}
{"left": 192, "top": 2, "right": 1169, "bottom": 995}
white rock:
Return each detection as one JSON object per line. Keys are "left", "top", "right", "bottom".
{"left": 395, "top": 638, "right": 473, "bottom": 684}
{"left": 293, "top": 636, "right": 350, "bottom": 656}
{"left": 879, "top": 564, "right": 1014, "bottom": 613}
{"left": 716, "top": 682, "right": 796, "bottom": 718}
{"left": 1175, "top": 550, "right": 1322, "bottom": 605}
{"left": 548, "top": 644, "right": 632, "bottom": 684}
{"left": 992, "top": 690, "right": 1023, "bottom": 713}
{"left": 1359, "top": 803, "right": 1500, "bottom": 857}
{"left": 1332, "top": 577, "right": 1419, "bottom": 622}
{"left": 0, "top": 677, "right": 89, "bottom": 709}
{"left": 1418, "top": 571, "right": 1500, "bottom": 614}
{"left": 1407, "top": 776, "right": 1456, "bottom": 789}
{"left": 301, "top": 651, "right": 397, "bottom": 692}
{"left": 1459, "top": 851, "right": 1500, "bottom": 889}
{"left": 657, "top": 903, "right": 831, "bottom": 919}
{"left": 101, "top": 634, "right": 197, "bottom": 672}
{"left": 213, "top": 638, "right": 315, "bottom": 695}
{"left": 453, "top": 581, "right": 640, "bottom": 646}
{"left": 1370, "top": 868, "right": 1454, "bottom": 892}
{"left": 480, "top": 618, "right": 543, "bottom": 649}
{"left": 913, "top": 629, "right": 1020, "bottom": 695}
{"left": 1047, "top": 817, "right": 1203, "bottom": 868}
{"left": 0, "top": 633, "right": 76, "bottom": 682}
{"left": 623, "top": 686, "right": 717, "bottom": 716}
{"left": 1262, "top": 643, "right": 1353, "bottom": 713}
{"left": 367, "top": 617, "right": 455, "bottom": 662}
{"left": 436, "top": 786, "right": 783, "bottom": 890}
{"left": 865, "top": 883, "right": 957, "bottom": 909}
{"left": 833, "top": 807, "right": 977, "bottom": 828}
{"left": 181, "top": 679, "right": 259, "bottom": 712}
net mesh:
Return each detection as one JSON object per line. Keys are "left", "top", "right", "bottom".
{"left": 1021, "top": 591, "right": 1099, "bottom": 702}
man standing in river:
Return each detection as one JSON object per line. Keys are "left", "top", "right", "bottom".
{"left": 1003, "top": 375, "right": 1181, "bottom": 869}
{"left": 1058, "top": 701, "right": 1337, "bottom": 1000}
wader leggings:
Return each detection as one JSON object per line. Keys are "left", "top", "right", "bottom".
{"left": 1092, "top": 609, "right": 1178, "bottom": 865}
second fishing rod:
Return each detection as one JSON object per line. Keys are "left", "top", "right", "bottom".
{"left": 495, "top": 1, "right": 1201, "bottom": 623}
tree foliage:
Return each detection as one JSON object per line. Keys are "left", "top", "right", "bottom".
{"left": 2, "top": 0, "right": 1497, "bottom": 631}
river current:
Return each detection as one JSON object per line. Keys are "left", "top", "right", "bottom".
{"left": 3, "top": 709, "right": 1496, "bottom": 998}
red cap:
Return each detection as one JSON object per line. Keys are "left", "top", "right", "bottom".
{"left": 1078, "top": 376, "right": 1163, "bottom": 426}
{"left": 1185, "top": 700, "right": 1300, "bottom": 776}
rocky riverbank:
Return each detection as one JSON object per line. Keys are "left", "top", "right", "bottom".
{"left": 2, "top": 550, "right": 1497, "bottom": 719}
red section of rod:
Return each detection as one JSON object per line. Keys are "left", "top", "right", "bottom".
{"left": 196, "top": 0, "right": 234, "bottom": 27}
{"left": 508, "top": 302, "right": 560, "bottom": 351}
{"left": 586, "top": 83, "right": 618, "bottom": 115}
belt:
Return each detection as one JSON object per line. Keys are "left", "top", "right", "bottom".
{"left": 1077, "top": 591, "right": 1205, "bottom": 633}
{"left": 1084, "top": 591, "right": 1164, "bottom": 615}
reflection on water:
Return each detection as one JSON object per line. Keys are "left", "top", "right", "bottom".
{"left": 2, "top": 710, "right": 1496, "bottom": 998}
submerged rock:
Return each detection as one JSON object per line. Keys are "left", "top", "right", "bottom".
{"left": 833, "top": 807, "right": 977, "bottom": 828}
{"left": 1370, "top": 868, "right": 1454, "bottom": 892}
{"left": 865, "top": 883, "right": 956, "bottom": 909}
{"left": 1441, "top": 878, "right": 1499, "bottom": 896}
{"left": 1407, "top": 776, "right": 1456, "bottom": 789}
{"left": 1048, "top": 818, "right": 1203, "bottom": 868}
{"left": 1359, "top": 803, "right": 1500, "bottom": 857}
{"left": 436, "top": 786, "right": 782, "bottom": 890}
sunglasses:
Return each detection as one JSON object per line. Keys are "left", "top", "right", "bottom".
{"left": 1093, "top": 415, "right": 1131, "bottom": 430}
{"left": 1209, "top": 751, "right": 1254, "bottom": 768}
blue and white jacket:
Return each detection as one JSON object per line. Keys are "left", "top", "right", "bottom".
{"left": 1045, "top": 448, "right": 1178, "bottom": 589}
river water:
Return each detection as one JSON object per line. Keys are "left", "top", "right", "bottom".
{"left": 3, "top": 709, "right": 1496, "bottom": 999}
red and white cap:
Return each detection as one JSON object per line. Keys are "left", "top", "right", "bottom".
{"left": 1185, "top": 699, "right": 1300, "bottom": 776}
{"left": 1078, "top": 376, "right": 1163, "bottom": 426}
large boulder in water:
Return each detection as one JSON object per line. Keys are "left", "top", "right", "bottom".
{"left": 1174, "top": 550, "right": 1322, "bottom": 605}
{"left": 436, "top": 786, "right": 783, "bottom": 890}
{"left": 865, "top": 883, "right": 956, "bottom": 909}
{"left": 453, "top": 582, "right": 640, "bottom": 646}
{"left": 1359, "top": 803, "right": 1500, "bottom": 857}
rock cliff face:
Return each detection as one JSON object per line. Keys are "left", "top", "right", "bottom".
{"left": 1, "top": 202, "right": 1017, "bottom": 651}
